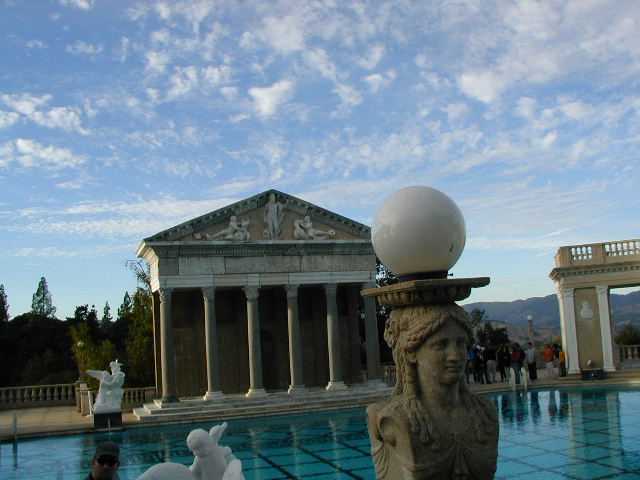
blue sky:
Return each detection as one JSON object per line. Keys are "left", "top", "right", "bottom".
{"left": 1, "top": 0, "right": 639, "bottom": 319}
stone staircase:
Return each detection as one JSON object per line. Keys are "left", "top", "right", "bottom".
{"left": 133, "top": 382, "right": 392, "bottom": 424}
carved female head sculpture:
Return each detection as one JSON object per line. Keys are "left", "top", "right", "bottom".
{"left": 383, "top": 303, "right": 493, "bottom": 446}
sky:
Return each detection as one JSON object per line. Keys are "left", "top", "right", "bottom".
{"left": 0, "top": 0, "right": 639, "bottom": 320}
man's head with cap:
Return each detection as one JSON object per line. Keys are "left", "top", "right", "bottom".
{"left": 91, "top": 441, "right": 120, "bottom": 480}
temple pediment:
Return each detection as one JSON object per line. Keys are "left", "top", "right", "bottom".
{"left": 144, "top": 189, "right": 370, "bottom": 243}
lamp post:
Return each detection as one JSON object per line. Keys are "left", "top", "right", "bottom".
{"left": 363, "top": 186, "right": 498, "bottom": 480}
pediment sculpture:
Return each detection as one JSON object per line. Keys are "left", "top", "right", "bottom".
{"left": 263, "top": 192, "right": 285, "bottom": 240}
{"left": 195, "top": 216, "right": 250, "bottom": 241}
{"left": 293, "top": 216, "right": 336, "bottom": 240}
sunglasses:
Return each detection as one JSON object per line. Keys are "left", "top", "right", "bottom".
{"left": 96, "top": 456, "right": 118, "bottom": 467}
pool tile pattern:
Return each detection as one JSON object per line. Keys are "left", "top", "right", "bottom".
{"left": 4, "top": 387, "right": 640, "bottom": 479}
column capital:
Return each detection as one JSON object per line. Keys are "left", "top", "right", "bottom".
{"left": 202, "top": 286, "right": 215, "bottom": 300}
{"left": 244, "top": 286, "right": 259, "bottom": 301}
{"left": 558, "top": 287, "right": 574, "bottom": 299}
{"left": 285, "top": 284, "right": 299, "bottom": 299}
{"left": 158, "top": 288, "right": 173, "bottom": 303}
{"left": 324, "top": 283, "right": 338, "bottom": 296}
{"left": 596, "top": 285, "right": 609, "bottom": 296}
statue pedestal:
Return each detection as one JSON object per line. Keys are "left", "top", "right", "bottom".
{"left": 93, "top": 410, "right": 122, "bottom": 429}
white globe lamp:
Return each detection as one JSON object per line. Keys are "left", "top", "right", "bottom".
{"left": 372, "top": 186, "right": 466, "bottom": 278}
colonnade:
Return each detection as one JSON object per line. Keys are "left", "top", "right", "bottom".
{"left": 156, "top": 283, "right": 381, "bottom": 403}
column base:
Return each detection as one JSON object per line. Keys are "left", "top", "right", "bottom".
{"left": 287, "top": 385, "right": 306, "bottom": 395}
{"left": 203, "top": 391, "right": 225, "bottom": 401}
{"left": 245, "top": 388, "right": 267, "bottom": 398}
{"left": 326, "top": 381, "right": 348, "bottom": 391}
{"left": 365, "top": 378, "right": 387, "bottom": 389}
{"left": 154, "top": 396, "right": 179, "bottom": 407}
{"left": 604, "top": 366, "right": 617, "bottom": 372}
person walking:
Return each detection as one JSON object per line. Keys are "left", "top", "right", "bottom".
{"left": 497, "top": 344, "right": 511, "bottom": 383}
{"left": 485, "top": 343, "right": 497, "bottom": 384}
{"left": 525, "top": 342, "right": 538, "bottom": 381}
{"left": 558, "top": 348, "right": 567, "bottom": 377}
{"left": 511, "top": 343, "right": 523, "bottom": 384}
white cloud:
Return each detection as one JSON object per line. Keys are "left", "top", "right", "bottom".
{"left": 458, "top": 71, "right": 505, "bottom": 103}
{"left": 558, "top": 100, "right": 593, "bottom": 120}
{"left": 59, "top": 0, "right": 94, "bottom": 10}
{"left": 26, "top": 40, "right": 47, "bottom": 49}
{"left": 145, "top": 51, "right": 170, "bottom": 74}
{"left": 333, "top": 83, "right": 362, "bottom": 107}
{"left": 541, "top": 131, "right": 557, "bottom": 149}
{"left": 0, "top": 139, "right": 85, "bottom": 170}
{"left": 1, "top": 93, "right": 88, "bottom": 134}
{"left": 118, "top": 37, "right": 130, "bottom": 63}
{"left": 304, "top": 48, "right": 337, "bottom": 81}
{"left": 363, "top": 70, "right": 396, "bottom": 93}
{"left": 516, "top": 97, "right": 537, "bottom": 119}
{"left": 358, "top": 44, "right": 385, "bottom": 70}
{"left": 249, "top": 80, "right": 295, "bottom": 117}
{"left": 66, "top": 41, "right": 103, "bottom": 57}
{"left": 260, "top": 15, "right": 306, "bottom": 54}
{"left": 166, "top": 66, "right": 199, "bottom": 100}
{"left": 220, "top": 86, "right": 238, "bottom": 101}
{"left": 202, "top": 65, "right": 232, "bottom": 87}
{"left": 0, "top": 111, "right": 19, "bottom": 129}
{"left": 443, "top": 102, "right": 469, "bottom": 123}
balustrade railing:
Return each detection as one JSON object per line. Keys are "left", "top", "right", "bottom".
{"left": 619, "top": 345, "right": 640, "bottom": 362}
{"left": 555, "top": 239, "right": 640, "bottom": 267}
{"left": 0, "top": 383, "right": 157, "bottom": 411}
{"left": 0, "top": 383, "right": 77, "bottom": 410}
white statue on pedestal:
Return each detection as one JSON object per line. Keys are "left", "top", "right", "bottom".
{"left": 137, "top": 422, "right": 244, "bottom": 480}
{"left": 87, "top": 359, "right": 125, "bottom": 414}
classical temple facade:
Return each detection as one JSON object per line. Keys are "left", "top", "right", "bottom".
{"left": 136, "top": 190, "right": 381, "bottom": 403}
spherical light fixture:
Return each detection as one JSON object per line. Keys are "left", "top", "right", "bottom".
{"left": 372, "top": 186, "right": 466, "bottom": 278}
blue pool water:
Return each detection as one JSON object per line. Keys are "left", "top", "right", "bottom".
{"left": 3, "top": 387, "right": 640, "bottom": 479}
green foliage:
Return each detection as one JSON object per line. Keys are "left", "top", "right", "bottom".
{"left": 100, "top": 301, "right": 113, "bottom": 331}
{"left": 470, "top": 309, "right": 510, "bottom": 346}
{"left": 69, "top": 322, "right": 117, "bottom": 388}
{"left": 117, "top": 292, "right": 133, "bottom": 322}
{"left": 615, "top": 323, "right": 640, "bottom": 345}
{"left": 0, "top": 284, "right": 8, "bottom": 323}
{"left": 469, "top": 309, "right": 486, "bottom": 330}
{"left": 31, "top": 276, "right": 56, "bottom": 318}
{"left": 125, "top": 287, "right": 154, "bottom": 386}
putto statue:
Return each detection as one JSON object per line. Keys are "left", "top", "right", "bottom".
{"left": 208, "top": 216, "right": 250, "bottom": 241}
{"left": 87, "top": 359, "right": 125, "bottom": 414}
{"left": 293, "top": 216, "right": 335, "bottom": 240}
{"left": 263, "top": 192, "right": 285, "bottom": 240}
{"left": 366, "top": 303, "right": 498, "bottom": 479}
{"left": 137, "top": 422, "right": 244, "bottom": 480}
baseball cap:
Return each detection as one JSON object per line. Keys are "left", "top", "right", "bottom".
{"left": 95, "top": 441, "right": 120, "bottom": 462}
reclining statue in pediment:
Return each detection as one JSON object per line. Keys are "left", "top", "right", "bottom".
{"left": 293, "top": 216, "right": 335, "bottom": 240}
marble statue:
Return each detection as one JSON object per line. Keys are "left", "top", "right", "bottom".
{"left": 87, "top": 360, "right": 125, "bottom": 414}
{"left": 210, "top": 216, "right": 250, "bottom": 241}
{"left": 137, "top": 422, "right": 244, "bottom": 480}
{"left": 367, "top": 304, "right": 498, "bottom": 479}
{"left": 293, "top": 216, "right": 335, "bottom": 240}
{"left": 263, "top": 192, "right": 285, "bottom": 240}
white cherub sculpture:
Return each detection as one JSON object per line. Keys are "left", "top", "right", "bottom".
{"left": 137, "top": 422, "right": 244, "bottom": 480}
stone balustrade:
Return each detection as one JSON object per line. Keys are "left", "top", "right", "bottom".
{"left": 0, "top": 383, "right": 156, "bottom": 412}
{"left": 554, "top": 239, "right": 640, "bottom": 267}
{"left": 619, "top": 344, "right": 640, "bottom": 362}
{"left": 0, "top": 383, "right": 77, "bottom": 410}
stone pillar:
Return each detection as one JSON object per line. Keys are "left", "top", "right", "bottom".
{"left": 158, "top": 288, "right": 178, "bottom": 403}
{"left": 325, "top": 283, "right": 347, "bottom": 391}
{"left": 244, "top": 286, "right": 266, "bottom": 397}
{"left": 596, "top": 285, "right": 616, "bottom": 372}
{"left": 286, "top": 284, "right": 305, "bottom": 394}
{"left": 202, "top": 287, "right": 223, "bottom": 400}
{"left": 363, "top": 282, "right": 383, "bottom": 385}
{"left": 557, "top": 287, "right": 580, "bottom": 374}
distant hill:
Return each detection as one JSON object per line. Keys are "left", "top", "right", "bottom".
{"left": 463, "top": 290, "right": 640, "bottom": 343}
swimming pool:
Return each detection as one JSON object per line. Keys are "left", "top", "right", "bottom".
{"left": 2, "top": 387, "right": 640, "bottom": 479}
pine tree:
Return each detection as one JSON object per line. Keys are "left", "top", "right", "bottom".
{"left": 100, "top": 301, "right": 113, "bottom": 330}
{"left": 31, "top": 276, "right": 56, "bottom": 318}
{"left": 117, "top": 292, "right": 133, "bottom": 321}
{"left": 0, "top": 284, "right": 8, "bottom": 323}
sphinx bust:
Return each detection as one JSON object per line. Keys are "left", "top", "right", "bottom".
{"left": 367, "top": 304, "right": 498, "bottom": 479}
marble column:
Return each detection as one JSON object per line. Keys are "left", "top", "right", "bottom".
{"left": 202, "top": 287, "right": 223, "bottom": 400}
{"left": 325, "top": 283, "right": 347, "bottom": 390}
{"left": 244, "top": 286, "right": 266, "bottom": 397}
{"left": 363, "top": 282, "right": 383, "bottom": 384}
{"left": 158, "top": 288, "right": 178, "bottom": 403}
{"left": 286, "top": 284, "right": 305, "bottom": 394}
{"left": 557, "top": 287, "right": 581, "bottom": 374}
{"left": 596, "top": 285, "right": 616, "bottom": 372}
